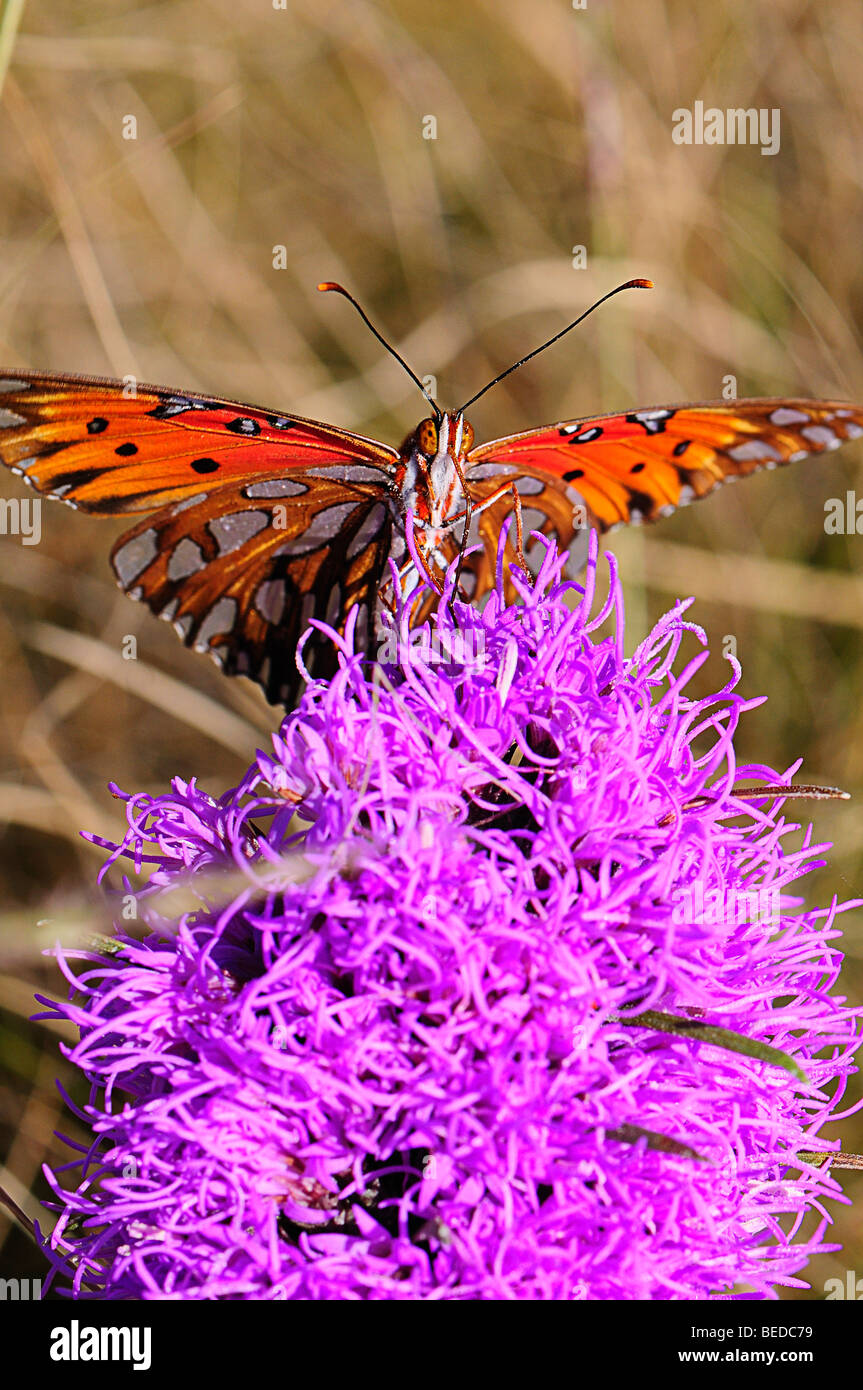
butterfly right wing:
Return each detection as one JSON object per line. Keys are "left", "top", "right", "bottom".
{"left": 463, "top": 397, "right": 863, "bottom": 599}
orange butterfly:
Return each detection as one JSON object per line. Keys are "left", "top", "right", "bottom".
{"left": 0, "top": 280, "right": 860, "bottom": 705}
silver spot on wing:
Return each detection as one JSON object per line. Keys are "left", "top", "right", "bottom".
{"left": 173, "top": 492, "right": 208, "bottom": 514}
{"left": 167, "top": 538, "right": 206, "bottom": 581}
{"left": 113, "top": 529, "right": 159, "bottom": 587}
{"left": 728, "top": 440, "right": 783, "bottom": 462}
{"left": 769, "top": 407, "right": 809, "bottom": 426}
{"left": 353, "top": 601, "right": 370, "bottom": 650}
{"left": 299, "top": 592, "right": 315, "bottom": 631}
{"left": 244, "top": 479, "right": 309, "bottom": 499}
{"left": 254, "top": 579, "right": 285, "bottom": 626}
{"left": 801, "top": 424, "right": 840, "bottom": 450}
{"left": 325, "top": 583, "right": 341, "bottom": 626}
{"left": 0, "top": 378, "right": 30, "bottom": 392}
{"left": 0, "top": 408, "right": 25, "bottom": 428}
{"left": 520, "top": 507, "right": 547, "bottom": 536}
{"left": 194, "top": 597, "right": 237, "bottom": 651}
{"left": 279, "top": 501, "right": 358, "bottom": 557}
{"left": 346, "top": 502, "right": 386, "bottom": 561}
{"left": 466, "top": 462, "right": 517, "bottom": 481}
{"left": 208, "top": 510, "right": 270, "bottom": 554}
{"left": 513, "top": 476, "right": 545, "bottom": 496}
{"left": 305, "top": 464, "right": 387, "bottom": 484}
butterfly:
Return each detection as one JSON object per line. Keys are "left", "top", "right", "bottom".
{"left": 0, "top": 280, "right": 861, "bottom": 706}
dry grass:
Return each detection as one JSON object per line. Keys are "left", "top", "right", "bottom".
{"left": 1, "top": 0, "right": 863, "bottom": 1298}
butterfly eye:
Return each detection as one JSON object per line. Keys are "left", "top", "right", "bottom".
{"left": 416, "top": 419, "right": 439, "bottom": 456}
{"left": 460, "top": 420, "right": 475, "bottom": 453}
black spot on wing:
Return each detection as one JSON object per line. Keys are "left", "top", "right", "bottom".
{"left": 87, "top": 417, "right": 109, "bottom": 434}
{"left": 145, "top": 395, "right": 220, "bottom": 420}
{"left": 626, "top": 409, "right": 675, "bottom": 436}
{"left": 625, "top": 488, "right": 658, "bottom": 519}
{"left": 559, "top": 425, "right": 604, "bottom": 444}
{"left": 114, "top": 442, "right": 138, "bottom": 456}
{"left": 673, "top": 440, "right": 691, "bottom": 457}
{"left": 225, "top": 417, "right": 261, "bottom": 437}
{"left": 563, "top": 467, "right": 585, "bottom": 481}
{"left": 42, "top": 467, "right": 103, "bottom": 492}
{"left": 630, "top": 462, "right": 646, "bottom": 474}
{"left": 191, "top": 457, "right": 219, "bottom": 474}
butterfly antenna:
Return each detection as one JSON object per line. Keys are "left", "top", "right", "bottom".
{"left": 457, "top": 278, "right": 654, "bottom": 415}
{"left": 317, "top": 281, "right": 442, "bottom": 420}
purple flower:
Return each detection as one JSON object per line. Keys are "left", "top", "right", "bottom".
{"left": 37, "top": 531, "right": 861, "bottom": 1300}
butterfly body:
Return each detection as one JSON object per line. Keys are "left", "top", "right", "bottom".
{"left": 0, "top": 368, "right": 861, "bottom": 706}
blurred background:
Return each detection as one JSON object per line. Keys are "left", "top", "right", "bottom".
{"left": 1, "top": 0, "right": 862, "bottom": 1299}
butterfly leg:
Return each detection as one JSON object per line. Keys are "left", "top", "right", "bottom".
{"left": 448, "top": 494, "right": 475, "bottom": 617}
{"left": 451, "top": 482, "right": 532, "bottom": 580}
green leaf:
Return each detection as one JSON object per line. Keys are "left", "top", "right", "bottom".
{"left": 610, "top": 1009, "right": 807, "bottom": 1083}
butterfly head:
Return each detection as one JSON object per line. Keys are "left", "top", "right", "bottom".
{"left": 398, "top": 411, "right": 475, "bottom": 528}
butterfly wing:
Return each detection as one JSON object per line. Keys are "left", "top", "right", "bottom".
{"left": 0, "top": 371, "right": 398, "bottom": 512}
{"left": 465, "top": 398, "right": 863, "bottom": 593}
{"left": 111, "top": 477, "right": 393, "bottom": 704}
{"left": 0, "top": 372, "right": 399, "bottom": 704}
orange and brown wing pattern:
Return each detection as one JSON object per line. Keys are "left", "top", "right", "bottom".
{"left": 0, "top": 371, "right": 398, "bottom": 514}
{"left": 110, "top": 475, "right": 393, "bottom": 704}
{"left": 0, "top": 371, "right": 400, "bottom": 704}
{"left": 464, "top": 399, "right": 863, "bottom": 596}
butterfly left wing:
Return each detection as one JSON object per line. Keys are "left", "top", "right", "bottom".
{"left": 464, "top": 398, "right": 863, "bottom": 594}
{"left": 0, "top": 371, "right": 399, "bottom": 513}
{"left": 0, "top": 371, "right": 401, "bottom": 705}
{"left": 111, "top": 475, "right": 393, "bottom": 704}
